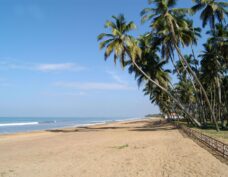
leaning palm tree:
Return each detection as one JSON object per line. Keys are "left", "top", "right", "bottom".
{"left": 141, "top": 0, "right": 219, "bottom": 131}
{"left": 200, "top": 24, "right": 228, "bottom": 124}
{"left": 144, "top": 82, "right": 173, "bottom": 118}
{"left": 191, "top": 0, "right": 228, "bottom": 29}
{"left": 200, "top": 42, "right": 224, "bottom": 122}
{"left": 97, "top": 15, "right": 136, "bottom": 67}
{"left": 98, "top": 14, "right": 200, "bottom": 126}
{"left": 207, "top": 24, "right": 228, "bottom": 64}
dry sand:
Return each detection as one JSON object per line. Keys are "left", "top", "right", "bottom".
{"left": 0, "top": 118, "right": 228, "bottom": 177}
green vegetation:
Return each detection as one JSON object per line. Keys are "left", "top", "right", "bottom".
{"left": 98, "top": 0, "right": 228, "bottom": 132}
{"left": 173, "top": 119, "right": 228, "bottom": 144}
{"left": 145, "top": 114, "right": 162, "bottom": 117}
{"left": 111, "top": 144, "right": 129, "bottom": 149}
{"left": 194, "top": 128, "right": 228, "bottom": 143}
{"left": 177, "top": 119, "right": 228, "bottom": 143}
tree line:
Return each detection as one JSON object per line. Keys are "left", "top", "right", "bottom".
{"left": 98, "top": 0, "right": 228, "bottom": 131}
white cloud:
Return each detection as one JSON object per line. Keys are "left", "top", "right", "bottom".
{"left": 42, "top": 91, "right": 86, "bottom": 97}
{"left": 107, "top": 71, "right": 125, "bottom": 84}
{"left": 54, "top": 81, "right": 134, "bottom": 90}
{"left": 36, "top": 63, "right": 84, "bottom": 72}
{"left": 0, "top": 61, "right": 85, "bottom": 72}
{"left": 53, "top": 71, "right": 135, "bottom": 91}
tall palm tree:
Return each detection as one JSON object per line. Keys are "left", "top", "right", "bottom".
{"left": 141, "top": 0, "right": 219, "bottom": 131}
{"left": 207, "top": 24, "right": 228, "bottom": 65}
{"left": 144, "top": 82, "right": 173, "bottom": 118}
{"left": 200, "top": 42, "right": 224, "bottom": 121}
{"left": 174, "top": 54, "right": 198, "bottom": 79}
{"left": 97, "top": 15, "right": 136, "bottom": 67}
{"left": 191, "top": 0, "right": 228, "bottom": 29}
{"left": 175, "top": 78, "right": 196, "bottom": 113}
{"left": 221, "top": 76, "right": 228, "bottom": 127}
{"left": 98, "top": 14, "right": 200, "bottom": 126}
{"left": 201, "top": 24, "right": 228, "bottom": 124}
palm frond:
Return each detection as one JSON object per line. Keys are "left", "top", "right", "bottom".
{"left": 97, "top": 33, "right": 113, "bottom": 41}
{"left": 167, "top": 0, "right": 177, "bottom": 8}
{"left": 104, "top": 42, "right": 115, "bottom": 60}
{"left": 125, "top": 22, "right": 137, "bottom": 32}
{"left": 105, "top": 21, "right": 116, "bottom": 29}
{"left": 191, "top": 3, "right": 205, "bottom": 13}
{"left": 99, "top": 39, "right": 113, "bottom": 49}
{"left": 172, "top": 8, "right": 193, "bottom": 15}
{"left": 141, "top": 14, "right": 156, "bottom": 24}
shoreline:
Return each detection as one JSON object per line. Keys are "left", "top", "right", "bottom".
{"left": 1, "top": 117, "right": 227, "bottom": 177}
{"left": 0, "top": 117, "right": 150, "bottom": 137}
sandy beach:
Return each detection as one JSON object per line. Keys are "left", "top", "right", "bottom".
{"left": 0, "top": 118, "right": 228, "bottom": 177}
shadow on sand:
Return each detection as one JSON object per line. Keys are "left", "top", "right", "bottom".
{"left": 129, "top": 119, "right": 177, "bottom": 132}
{"left": 46, "top": 119, "right": 228, "bottom": 165}
{"left": 46, "top": 119, "right": 177, "bottom": 133}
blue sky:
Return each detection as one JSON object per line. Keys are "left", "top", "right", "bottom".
{"left": 0, "top": 0, "right": 207, "bottom": 117}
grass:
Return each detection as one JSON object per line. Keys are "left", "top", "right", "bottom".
{"left": 192, "top": 128, "right": 228, "bottom": 144}
{"left": 111, "top": 144, "right": 129, "bottom": 149}
{"left": 175, "top": 120, "right": 228, "bottom": 144}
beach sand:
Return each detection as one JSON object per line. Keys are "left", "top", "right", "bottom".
{"left": 0, "top": 118, "right": 228, "bottom": 177}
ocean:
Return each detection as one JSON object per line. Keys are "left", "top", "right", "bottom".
{"left": 0, "top": 117, "right": 139, "bottom": 134}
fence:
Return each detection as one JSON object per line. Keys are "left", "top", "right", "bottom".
{"left": 175, "top": 123, "right": 228, "bottom": 159}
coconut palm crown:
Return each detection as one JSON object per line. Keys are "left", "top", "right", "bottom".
{"left": 97, "top": 14, "right": 137, "bottom": 67}
{"left": 191, "top": 0, "right": 228, "bottom": 29}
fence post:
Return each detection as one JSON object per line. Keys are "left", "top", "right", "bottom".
{"left": 216, "top": 140, "right": 218, "bottom": 151}
{"left": 177, "top": 123, "right": 228, "bottom": 160}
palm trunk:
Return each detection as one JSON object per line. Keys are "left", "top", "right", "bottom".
{"left": 122, "top": 44, "right": 201, "bottom": 126}
{"left": 167, "top": 19, "right": 219, "bottom": 131}
{"left": 213, "top": 84, "right": 216, "bottom": 120}
{"left": 200, "top": 88, "right": 206, "bottom": 124}
{"left": 175, "top": 44, "right": 219, "bottom": 131}
{"left": 217, "top": 78, "right": 222, "bottom": 122}
{"left": 200, "top": 89, "right": 207, "bottom": 126}
{"left": 131, "top": 60, "right": 201, "bottom": 126}
{"left": 176, "top": 55, "right": 201, "bottom": 121}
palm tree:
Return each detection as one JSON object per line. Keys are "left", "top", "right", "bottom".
{"left": 191, "top": 0, "right": 228, "bottom": 29}
{"left": 141, "top": 0, "right": 219, "bottom": 131}
{"left": 144, "top": 82, "right": 173, "bottom": 118}
{"left": 173, "top": 54, "right": 201, "bottom": 118}
{"left": 175, "top": 78, "right": 196, "bottom": 114}
{"left": 98, "top": 14, "right": 200, "bottom": 126}
{"left": 200, "top": 41, "right": 224, "bottom": 121}
{"left": 97, "top": 15, "right": 136, "bottom": 67}
{"left": 200, "top": 24, "right": 228, "bottom": 124}
{"left": 174, "top": 54, "right": 198, "bottom": 79}
{"left": 221, "top": 76, "right": 228, "bottom": 127}
{"left": 207, "top": 24, "right": 228, "bottom": 65}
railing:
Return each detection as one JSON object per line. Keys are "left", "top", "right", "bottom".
{"left": 175, "top": 123, "right": 228, "bottom": 159}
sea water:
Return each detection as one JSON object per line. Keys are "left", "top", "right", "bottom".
{"left": 0, "top": 117, "right": 139, "bottom": 134}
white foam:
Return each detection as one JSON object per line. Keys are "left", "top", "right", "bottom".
{"left": 0, "top": 122, "right": 39, "bottom": 127}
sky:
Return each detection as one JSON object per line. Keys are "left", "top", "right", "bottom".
{"left": 0, "top": 0, "right": 207, "bottom": 118}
